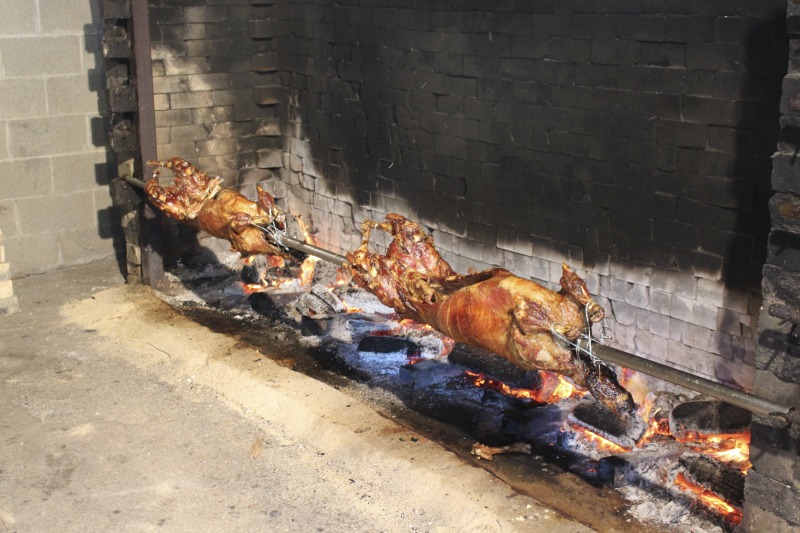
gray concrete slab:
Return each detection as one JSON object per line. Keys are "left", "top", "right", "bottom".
{"left": 0, "top": 260, "right": 597, "bottom": 532}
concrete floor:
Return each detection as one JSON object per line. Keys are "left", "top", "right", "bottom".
{"left": 0, "top": 260, "right": 599, "bottom": 533}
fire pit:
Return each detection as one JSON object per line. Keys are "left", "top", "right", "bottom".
{"left": 115, "top": 157, "right": 800, "bottom": 532}
{"left": 152, "top": 250, "right": 754, "bottom": 532}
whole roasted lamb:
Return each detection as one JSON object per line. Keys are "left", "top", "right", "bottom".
{"left": 144, "top": 157, "right": 288, "bottom": 260}
{"left": 345, "top": 214, "right": 636, "bottom": 419}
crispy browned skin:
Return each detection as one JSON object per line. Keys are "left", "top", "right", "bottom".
{"left": 346, "top": 214, "right": 636, "bottom": 418}
{"left": 144, "top": 158, "right": 288, "bottom": 258}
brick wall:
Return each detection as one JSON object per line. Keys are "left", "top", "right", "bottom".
{"left": 149, "top": 0, "right": 786, "bottom": 389}
{"left": 742, "top": 3, "right": 800, "bottom": 531}
{"left": 148, "top": 0, "right": 285, "bottom": 259}
{"left": 0, "top": 0, "right": 118, "bottom": 277}
{"left": 265, "top": 0, "right": 786, "bottom": 389}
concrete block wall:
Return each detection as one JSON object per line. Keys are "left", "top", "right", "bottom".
{"left": 0, "top": 0, "right": 117, "bottom": 277}
{"left": 0, "top": 230, "right": 19, "bottom": 316}
{"left": 260, "top": 0, "right": 787, "bottom": 389}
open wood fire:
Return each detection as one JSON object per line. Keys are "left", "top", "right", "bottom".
{"left": 143, "top": 158, "right": 754, "bottom": 531}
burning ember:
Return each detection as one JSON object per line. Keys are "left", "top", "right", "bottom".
{"left": 675, "top": 432, "right": 752, "bottom": 473}
{"left": 464, "top": 369, "right": 583, "bottom": 404}
{"left": 463, "top": 365, "right": 751, "bottom": 527}
{"left": 568, "top": 425, "right": 630, "bottom": 454}
{"left": 674, "top": 472, "right": 743, "bottom": 525}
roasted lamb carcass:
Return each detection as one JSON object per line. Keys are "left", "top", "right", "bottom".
{"left": 144, "top": 157, "right": 289, "bottom": 260}
{"left": 346, "top": 214, "right": 636, "bottom": 419}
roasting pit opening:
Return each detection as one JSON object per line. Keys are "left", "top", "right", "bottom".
{"left": 98, "top": 1, "right": 800, "bottom": 532}
{"left": 144, "top": 251, "right": 752, "bottom": 532}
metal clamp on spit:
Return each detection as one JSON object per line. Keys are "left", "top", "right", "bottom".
{"left": 250, "top": 220, "right": 290, "bottom": 253}
{"left": 551, "top": 304, "right": 613, "bottom": 371}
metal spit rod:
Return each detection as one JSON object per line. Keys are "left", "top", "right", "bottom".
{"left": 123, "top": 174, "right": 799, "bottom": 425}
{"left": 585, "top": 342, "right": 799, "bottom": 424}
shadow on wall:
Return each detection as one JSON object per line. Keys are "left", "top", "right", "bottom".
{"left": 725, "top": 11, "right": 786, "bottom": 290}
{"left": 85, "top": 4, "right": 127, "bottom": 277}
{"left": 288, "top": 5, "right": 785, "bottom": 292}
{"left": 261, "top": 3, "right": 789, "bottom": 388}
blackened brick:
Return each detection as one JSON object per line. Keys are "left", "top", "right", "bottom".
{"left": 252, "top": 52, "right": 280, "bottom": 73}
{"left": 149, "top": 6, "right": 183, "bottom": 25}
{"left": 155, "top": 109, "right": 193, "bottom": 127}
{"left": 638, "top": 42, "right": 685, "bottom": 67}
{"left": 162, "top": 57, "right": 210, "bottom": 76}
{"left": 169, "top": 124, "right": 209, "bottom": 142}
{"left": 572, "top": 15, "right": 616, "bottom": 39}
{"left": 652, "top": 218, "right": 701, "bottom": 247}
{"left": 615, "top": 15, "right": 666, "bottom": 41}
{"left": 590, "top": 39, "right": 639, "bottom": 65}
{"left": 665, "top": 15, "right": 716, "bottom": 43}
{"left": 103, "top": 0, "right": 130, "bottom": 19}
{"left": 434, "top": 135, "right": 467, "bottom": 159}
{"left": 435, "top": 95, "right": 464, "bottom": 116}
{"left": 192, "top": 106, "right": 234, "bottom": 124}
{"left": 509, "top": 36, "right": 550, "bottom": 59}
{"left": 463, "top": 54, "right": 499, "bottom": 78}
{"left": 677, "top": 198, "right": 739, "bottom": 229}
{"left": 109, "top": 86, "right": 137, "bottom": 112}
{"left": 210, "top": 55, "right": 252, "bottom": 73}
{"left": 768, "top": 230, "right": 800, "bottom": 273}
{"left": 170, "top": 90, "right": 214, "bottom": 109}
{"left": 531, "top": 14, "right": 573, "bottom": 38}
{"left": 253, "top": 86, "right": 282, "bottom": 106}
{"left": 448, "top": 76, "right": 476, "bottom": 97}
{"left": 477, "top": 78, "right": 513, "bottom": 102}
{"left": 552, "top": 0, "right": 594, "bottom": 15}
{"left": 686, "top": 43, "right": 746, "bottom": 72}
{"left": 594, "top": 0, "right": 641, "bottom": 14}
{"left": 619, "top": 65, "right": 715, "bottom": 96}
{"left": 641, "top": 0, "right": 692, "bottom": 15}
{"left": 574, "top": 63, "right": 617, "bottom": 87}
{"left": 781, "top": 74, "right": 800, "bottom": 116}
{"left": 551, "top": 85, "right": 634, "bottom": 114}
{"left": 158, "top": 23, "right": 207, "bottom": 42}
{"left": 185, "top": 6, "right": 228, "bottom": 23}
{"left": 549, "top": 38, "right": 591, "bottom": 62}
{"left": 656, "top": 120, "right": 708, "bottom": 148}
{"left": 511, "top": 81, "right": 548, "bottom": 105}
{"left": 184, "top": 38, "right": 234, "bottom": 57}
{"left": 683, "top": 95, "right": 741, "bottom": 126}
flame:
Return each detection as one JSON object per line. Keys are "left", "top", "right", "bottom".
{"left": 570, "top": 425, "right": 631, "bottom": 454}
{"left": 674, "top": 472, "right": 742, "bottom": 525}
{"left": 335, "top": 268, "right": 351, "bottom": 286}
{"left": 636, "top": 415, "right": 671, "bottom": 445}
{"left": 464, "top": 370, "right": 583, "bottom": 404}
{"left": 675, "top": 431, "right": 752, "bottom": 473}
{"left": 241, "top": 216, "right": 320, "bottom": 292}
{"left": 241, "top": 282, "right": 269, "bottom": 295}
{"left": 295, "top": 216, "right": 319, "bottom": 287}
{"left": 299, "top": 256, "right": 320, "bottom": 286}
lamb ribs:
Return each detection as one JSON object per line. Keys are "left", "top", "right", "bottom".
{"left": 143, "top": 159, "right": 636, "bottom": 420}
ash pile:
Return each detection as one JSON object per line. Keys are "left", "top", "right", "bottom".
{"left": 154, "top": 256, "right": 751, "bottom": 533}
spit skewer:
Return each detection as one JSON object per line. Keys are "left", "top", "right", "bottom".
{"left": 122, "top": 173, "right": 800, "bottom": 426}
